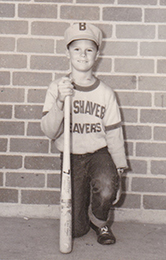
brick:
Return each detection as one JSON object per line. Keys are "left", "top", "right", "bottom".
{"left": 0, "top": 189, "right": 18, "bottom": 203}
{"left": 47, "top": 174, "right": 60, "bottom": 188}
{"left": 118, "top": 0, "right": 157, "bottom": 4}
{"left": 154, "top": 126, "right": 166, "bottom": 141}
{"left": 143, "top": 195, "right": 166, "bottom": 210}
{"left": 151, "top": 160, "right": 166, "bottom": 176}
{"left": 93, "top": 58, "right": 112, "bottom": 73}
{"left": 60, "top": 5, "right": 99, "bottom": 20}
{"left": 157, "top": 60, "right": 166, "bottom": 74}
{"left": 0, "top": 37, "right": 15, "bottom": 51}
{"left": 145, "top": 8, "right": 166, "bottom": 23}
{"left": 0, "top": 122, "right": 24, "bottom": 135}
{"left": 0, "top": 139, "right": 7, "bottom": 152}
{"left": 116, "top": 194, "right": 141, "bottom": 209}
{"left": 117, "top": 92, "right": 151, "bottom": 107}
{"left": 0, "top": 88, "right": 24, "bottom": 103}
{"left": 54, "top": 73, "right": 66, "bottom": 80}
{"left": 96, "top": 24, "right": 112, "bottom": 39}
{"left": 160, "top": 0, "right": 166, "bottom": 4}
{"left": 132, "top": 177, "right": 166, "bottom": 193}
{"left": 35, "top": 0, "right": 71, "bottom": 2}
{"left": 25, "top": 156, "right": 60, "bottom": 170}
{"left": 15, "top": 105, "right": 43, "bottom": 119}
{"left": 6, "top": 172, "right": 45, "bottom": 188}
{"left": 55, "top": 40, "right": 70, "bottom": 55}
{"left": 13, "top": 72, "right": 52, "bottom": 86}
{"left": 18, "top": 4, "right": 57, "bottom": 18}
{"left": 125, "top": 141, "right": 133, "bottom": 156}
{"left": 136, "top": 143, "right": 166, "bottom": 157}
{"left": 27, "top": 122, "right": 45, "bottom": 137}
{"left": 103, "top": 7, "right": 142, "bottom": 22}
{"left": 116, "top": 25, "right": 155, "bottom": 39}
{"left": 138, "top": 76, "right": 166, "bottom": 91}
{"left": 0, "top": 155, "right": 22, "bottom": 169}
{"left": 158, "top": 25, "right": 166, "bottom": 39}
{"left": 0, "top": 105, "right": 12, "bottom": 119}
{"left": 0, "top": 4, "right": 15, "bottom": 18}
{"left": 5, "top": 0, "right": 31, "bottom": 1}
{"left": 129, "top": 159, "right": 147, "bottom": 174}
{"left": 10, "top": 138, "right": 48, "bottom": 153}
{"left": 98, "top": 75, "right": 136, "bottom": 90}
{"left": 0, "top": 72, "right": 10, "bottom": 85}
{"left": 0, "top": 21, "right": 28, "bottom": 35}
{"left": 102, "top": 42, "right": 137, "bottom": 56}
{"left": 28, "top": 89, "right": 46, "bottom": 103}
{"left": 140, "top": 109, "right": 166, "bottom": 124}
{"left": 124, "top": 125, "right": 151, "bottom": 140}
{"left": 155, "top": 93, "right": 166, "bottom": 107}
{"left": 77, "top": 0, "right": 114, "bottom": 3}
{"left": 21, "top": 190, "right": 60, "bottom": 205}
{"left": 115, "top": 58, "right": 154, "bottom": 73}
{"left": 121, "top": 176, "right": 129, "bottom": 192}
{"left": 30, "top": 56, "right": 69, "bottom": 71}
{"left": 0, "top": 54, "right": 27, "bottom": 69}
{"left": 17, "top": 38, "right": 54, "bottom": 53}
{"left": 141, "top": 42, "right": 166, "bottom": 56}
{"left": 0, "top": 173, "right": 3, "bottom": 186}
{"left": 10, "top": 138, "right": 49, "bottom": 153}
{"left": 31, "top": 21, "right": 69, "bottom": 36}
{"left": 120, "top": 108, "right": 138, "bottom": 123}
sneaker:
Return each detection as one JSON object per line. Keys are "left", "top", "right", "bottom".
{"left": 90, "top": 222, "right": 116, "bottom": 245}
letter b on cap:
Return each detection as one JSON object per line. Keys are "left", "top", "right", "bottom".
{"left": 79, "top": 22, "right": 86, "bottom": 31}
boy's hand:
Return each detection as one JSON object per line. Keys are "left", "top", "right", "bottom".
{"left": 57, "top": 77, "right": 74, "bottom": 103}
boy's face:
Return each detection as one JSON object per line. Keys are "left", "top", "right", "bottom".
{"left": 66, "top": 39, "right": 99, "bottom": 73}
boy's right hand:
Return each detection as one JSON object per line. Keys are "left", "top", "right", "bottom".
{"left": 57, "top": 77, "right": 74, "bottom": 103}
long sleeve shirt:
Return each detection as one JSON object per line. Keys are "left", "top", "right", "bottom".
{"left": 41, "top": 77, "right": 128, "bottom": 169}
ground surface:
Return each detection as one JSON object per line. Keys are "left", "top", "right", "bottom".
{"left": 0, "top": 217, "right": 165, "bottom": 260}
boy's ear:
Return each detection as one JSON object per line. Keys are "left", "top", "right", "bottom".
{"left": 95, "top": 50, "right": 100, "bottom": 61}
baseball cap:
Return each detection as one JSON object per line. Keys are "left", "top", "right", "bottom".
{"left": 64, "top": 22, "right": 102, "bottom": 49}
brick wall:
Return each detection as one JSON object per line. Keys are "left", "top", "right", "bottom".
{"left": 0, "top": 0, "right": 166, "bottom": 223}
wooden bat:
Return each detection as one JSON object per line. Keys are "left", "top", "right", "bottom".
{"left": 59, "top": 95, "right": 72, "bottom": 254}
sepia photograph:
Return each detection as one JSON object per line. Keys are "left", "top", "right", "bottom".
{"left": 0, "top": 0, "right": 166, "bottom": 259}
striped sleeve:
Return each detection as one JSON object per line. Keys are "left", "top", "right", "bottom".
{"left": 105, "top": 121, "right": 121, "bottom": 131}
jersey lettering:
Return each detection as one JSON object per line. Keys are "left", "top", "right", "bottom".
{"left": 72, "top": 123, "right": 101, "bottom": 134}
{"left": 73, "top": 100, "right": 106, "bottom": 119}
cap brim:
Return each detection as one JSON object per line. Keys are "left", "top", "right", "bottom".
{"left": 66, "top": 34, "right": 99, "bottom": 46}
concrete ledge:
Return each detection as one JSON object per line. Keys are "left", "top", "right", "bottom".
{"left": 0, "top": 204, "right": 166, "bottom": 224}
{"left": 114, "top": 208, "right": 166, "bottom": 224}
{"left": 0, "top": 204, "right": 59, "bottom": 219}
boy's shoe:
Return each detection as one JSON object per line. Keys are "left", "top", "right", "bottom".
{"left": 90, "top": 221, "right": 116, "bottom": 245}
{"left": 97, "top": 225, "right": 116, "bottom": 245}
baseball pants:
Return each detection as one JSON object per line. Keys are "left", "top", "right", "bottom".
{"left": 61, "top": 146, "right": 119, "bottom": 238}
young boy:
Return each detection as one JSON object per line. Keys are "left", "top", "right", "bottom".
{"left": 41, "top": 22, "right": 128, "bottom": 245}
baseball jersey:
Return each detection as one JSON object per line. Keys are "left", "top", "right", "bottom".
{"left": 41, "top": 76, "right": 127, "bottom": 168}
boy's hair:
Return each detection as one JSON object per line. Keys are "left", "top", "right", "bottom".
{"left": 64, "top": 22, "right": 102, "bottom": 50}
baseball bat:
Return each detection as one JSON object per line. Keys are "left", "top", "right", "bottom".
{"left": 59, "top": 95, "right": 72, "bottom": 254}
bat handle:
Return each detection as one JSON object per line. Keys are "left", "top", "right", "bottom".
{"left": 63, "top": 95, "right": 70, "bottom": 158}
